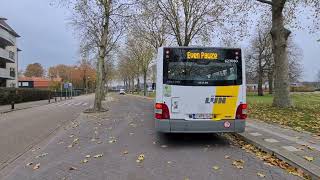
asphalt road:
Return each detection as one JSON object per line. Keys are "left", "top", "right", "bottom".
{"left": 1, "top": 95, "right": 299, "bottom": 180}
{"left": 0, "top": 95, "right": 94, "bottom": 170}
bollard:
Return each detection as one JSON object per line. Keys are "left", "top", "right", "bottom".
{"left": 11, "top": 101, "right": 14, "bottom": 110}
{"left": 55, "top": 97, "right": 57, "bottom": 102}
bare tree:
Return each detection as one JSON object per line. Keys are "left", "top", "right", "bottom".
{"left": 247, "top": 22, "right": 303, "bottom": 96}
{"left": 246, "top": 25, "right": 273, "bottom": 96}
{"left": 132, "top": 0, "right": 168, "bottom": 51}
{"left": 63, "top": 0, "right": 132, "bottom": 112}
{"left": 252, "top": 0, "right": 320, "bottom": 107}
{"left": 156, "top": 0, "right": 248, "bottom": 46}
{"left": 127, "top": 36, "right": 154, "bottom": 96}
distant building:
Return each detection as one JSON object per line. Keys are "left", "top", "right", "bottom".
{"left": 0, "top": 17, "right": 20, "bottom": 87}
{"left": 18, "top": 77, "right": 62, "bottom": 89}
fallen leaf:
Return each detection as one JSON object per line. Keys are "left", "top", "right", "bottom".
{"left": 224, "top": 155, "right": 230, "bottom": 159}
{"left": 123, "top": 150, "right": 129, "bottom": 155}
{"left": 57, "top": 141, "right": 64, "bottom": 144}
{"left": 36, "top": 153, "right": 48, "bottom": 158}
{"left": 69, "top": 166, "right": 77, "bottom": 170}
{"left": 85, "top": 155, "right": 91, "bottom": 158}
{"left": 69, "top": 134, "right": 74, "bottom": 138}
{"left": 304, "top": 156, "right": 314, "bottom": 162}
{"left": 257, "top": 172, "right": 266, "bottom": 178}
{"left": 136, "top": 154, "right": 145, "bottom": 163}
{"left": 212, "top": 166, "right": 220, "bottom": 170}
{"left": 161, "top": 145, "right": 168, "bottom": 148}
{"left": 73, "top": 138, "right": 79, "bottom": 144}
{"left": 81, "top": 159, "right": 89, "bottom": 163}
{"left": 97, "top": 141, "right": 102, "bottom": 144}
{"left": 33, "top": 163, "right": 40, "bottom": 170}
{"left": 167, "top": 161, "right": 172, "bottom": 164}
{"left": 67, "top": 144, "right": 73, "bottom": 148}
{"left": 26, "top": 162, "right": 33, "bottom": 166}
{"left": 232, "top": 160, "right": 245, "bottom": 169}
{"left": 108, "top": 139, "right": 117, "bottom": 143}
{"left": 94, "top": 154, "right": 103, "bottom": 158}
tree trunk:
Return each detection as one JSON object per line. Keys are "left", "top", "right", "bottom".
{"left": 93, "top": 0, "right": 111, "bottom": 112}
{"left": 137, "top": 76, "right": 140, "bottom": 92}
{"left": 94, "top": 47, "right": 106, "bottom": 111}
{"left": 143, "top": 71, "right": 147, "bottom": 96}
{"left": 268, "top": 70, "right": 274, "bottom": 94}
{"left": 258, "top": 58, "right": 264, "bottom": 96}
{"left": 271, "top": 1, "right": 292, "bottom": 107}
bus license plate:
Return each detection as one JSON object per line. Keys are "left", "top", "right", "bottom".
{"left": 193, "top": 114, "right": 213, "bottom": 119}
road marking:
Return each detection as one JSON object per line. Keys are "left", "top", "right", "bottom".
{"left": 282, "top": 146, "right": 301, "bottom": 152}
{"left": 247, "top": 123, "right": 320, "bottom": 152}
{"left": 249, "top": 132, "right": 262, "bottom": 137}
{"left": 264, "top": 138, "right": 279, "bottom": 143}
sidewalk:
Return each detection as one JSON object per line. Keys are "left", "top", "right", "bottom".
{"left": 239, "top": 119, "right": 320, "bottom": 179}
{"left": 0, "top": 98, "right": 71, "bottom": 114}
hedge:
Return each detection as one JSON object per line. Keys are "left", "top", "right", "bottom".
{"left": 0, "top": 88, "right": 51, "bottom": 105}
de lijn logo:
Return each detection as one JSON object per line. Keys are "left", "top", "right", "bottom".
{"left": 205, "top": 96, "right": 227, "bottom": 104}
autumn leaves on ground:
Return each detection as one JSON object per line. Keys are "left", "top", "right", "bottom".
{"left": 248, "top": 92, "right": 320, "bottom": 134}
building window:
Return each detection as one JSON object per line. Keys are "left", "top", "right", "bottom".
{"left": 22, "top": 82, "right": 29, "bottom": 87}
{"left": 18, "top": 82, "right": 22, "bottom": 86}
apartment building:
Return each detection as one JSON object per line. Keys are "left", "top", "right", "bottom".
{"left": 0, "top": 17, "right": 20, "bottom": 87}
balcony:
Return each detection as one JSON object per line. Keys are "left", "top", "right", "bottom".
{"left": 0, "top": 67, "right": 14, "bottom": 79}
{"left": 0, "top": 28, "right": 15, "bottom": 47}
{"left": 0, "top": 48, "right": 15, "bottom": 63}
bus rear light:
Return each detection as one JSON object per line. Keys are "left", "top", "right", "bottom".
{"left": 155, "top": 103, "right": 170, "bottom": 119}
{"left": 236, "top": 103, "right": 247, "bottom": 120}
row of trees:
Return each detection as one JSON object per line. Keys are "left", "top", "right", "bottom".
{"left": 61, "top": 0, "right": 319, "bottom": 112}
{"left": 22, "top": 59, "right": 97, "bottom": 91}
{"left": 246, "top": 22, "right": 303, "bottom": 96}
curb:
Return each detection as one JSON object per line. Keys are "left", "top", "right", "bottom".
{"left": 237, "top": 133, "right": 320, "bottom": 180}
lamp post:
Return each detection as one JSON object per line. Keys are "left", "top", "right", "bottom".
{"left": 86, "top": 76, "right": 90, "bottom": 94}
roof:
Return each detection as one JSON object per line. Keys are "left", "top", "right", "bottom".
{"left": 19, "top": 77, "right": 62, "bottom": 88}
{"left": 19, "top": 77, "right": 62, "bottom": 82}
{"left": 0, "top": 17, "right": 20, "bottom": 37}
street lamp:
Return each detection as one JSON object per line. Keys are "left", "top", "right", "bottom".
{"left": 86, "top": 76, "right": 90, "bottom": 94}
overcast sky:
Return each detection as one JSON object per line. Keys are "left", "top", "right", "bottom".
{"left": 0, "top": 0, "right": 319, "bottom": 81}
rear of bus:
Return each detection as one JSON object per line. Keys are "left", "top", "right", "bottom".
{"left": 155, "top": 47, "right": 246, "bottom": 133}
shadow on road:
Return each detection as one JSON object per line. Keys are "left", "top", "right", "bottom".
{"left": 157, "top": 133, "right": 231, "bottom": 148}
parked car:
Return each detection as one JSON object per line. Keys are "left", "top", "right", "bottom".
{"left": 119, "top": 89, "right": 126, "bottom": 95}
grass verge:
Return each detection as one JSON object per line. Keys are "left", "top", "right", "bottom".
{"left": 247, "top": 92, "right": 320, "bottom": 133}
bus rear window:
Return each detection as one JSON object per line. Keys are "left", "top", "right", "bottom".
{"left": 163, "top": 48, "right": 242, "bottom": 86}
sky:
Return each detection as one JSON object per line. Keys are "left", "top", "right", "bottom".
{"left": 0, "top": 0, "right": 319, "bottom": 81}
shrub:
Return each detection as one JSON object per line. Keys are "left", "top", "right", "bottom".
{"left": 0, "top": 88, "right": 51, "bottom": 105}
{"left": 290, "top": 86, "right": 315, "bottom": 92}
